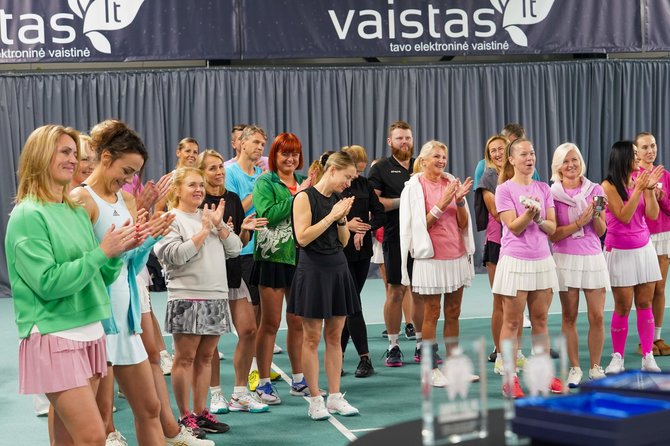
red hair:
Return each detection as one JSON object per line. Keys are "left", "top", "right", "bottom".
{"left": 268, "top": 132, "right": 304, "bottom": 172}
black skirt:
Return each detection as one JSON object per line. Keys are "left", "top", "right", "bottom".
{"left": 250, "top": 260, "right": 296, "bottom": 289}
{"left": 287, "top": 250, "right": 361, "bottom": 319}
{"left": 482, "top": 240, "right": 501, "bottom": 266}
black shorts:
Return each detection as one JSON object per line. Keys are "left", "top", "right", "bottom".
{"left": 482, "top": 240, "right": 501, "bottom": 266}
{"left": 240, "top": 254, "right": 260, "bottom": 306}
{"left": 382, "top": 240, "right": 412, "bottom": 286}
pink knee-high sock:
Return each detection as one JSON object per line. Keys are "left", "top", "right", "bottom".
{"left": 611, "top": 312, "right": 629, "bottom": 356}
{"left": 637, "top": 307, "right": 655, "bottom": 356}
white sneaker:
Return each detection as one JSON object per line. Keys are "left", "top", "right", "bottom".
{"left": 229, "top": 392, "right": 270, "bottom": 413}
{"left": 308, "top": 395, "right": 331, "bottom": 420}
{"left": 494, "top": 357, "right": 504, "bottom": 375}
{"left": 605, "top": 352, "right": 625, "bottom": 374}
{"left": 430, "top": 367, "right": 447, "bottom": 387}
{"left": 273, "top": 343, "right": 283, "bottom": 354}
{"left": 160, "top": 350, "right": 173, "bottom": 375}
{"left": 105, "top": 430, "right": 128, "bottom": 446}
{"left": 567, "top": 367, "right": 583, "bottom": 388}
{"left": 218, "top": 351, "right": 225, "bottom": 360}
{"left": 165, "top": 425, "right": 214, "bottom": 446}
{"left": 642, "top": 353, "right": 662, "bottom": 372}
{"left": 589, "top": 364, "right": 606, "bottom": 380}
{"left": 209, "top": 390, "right": 229, "bottom": 414}
{"left": 523, "top": 314, "right": 532, "bottom": 328}
{"left": 516, "top": 351, "right": 527, "bottom": 370}
{"left": 326, "top": 393, "right": 359, "bottom": 416}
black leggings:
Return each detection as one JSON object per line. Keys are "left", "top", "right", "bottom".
{"left": 341, "top": 258, "right": 371, "bottom": 356}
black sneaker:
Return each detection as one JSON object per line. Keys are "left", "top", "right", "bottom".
{"left": 550, "top": 348, "right": 559, "bottom": 359}
{"left": 414, "top": 345, "right": 422, "bottom": 363}
{"left": 488, "top": 348, "right": 498, "bottom": 363}
{"left": 196, "top": 410, "right": 230, "bottom": 434}
{"left": 431, "top": 344, "right": 443, "bottom": 368}
{"left": 355, "top": 355, "right": 374, "bottom": 378}
{"left": 179, "top": 414, "right": 207, "bottom": 439}
{"left": 382, "top": 330, "right": 388, "bottom": 338}
{"left": 384, "top": 345, "right": 403, "bottom": 367}
{"left": 405, "top": 323, "right": 416, "bottom": 340}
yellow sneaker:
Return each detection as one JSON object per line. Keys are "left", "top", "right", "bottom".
{"left": 270, "top": 370, "right": 281, "bottom": 381}
{"left": 248, "top": 370, "right": 260, "bottom": 392}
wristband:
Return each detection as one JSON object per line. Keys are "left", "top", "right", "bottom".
{"left": 430, "top": 205, "right": 444, "bottom": 219}
{"left": 391, "top": 198, "right": 401, "bottom": 210}
{"left": 456, "top": 200, "right": 466, "bottom": 207}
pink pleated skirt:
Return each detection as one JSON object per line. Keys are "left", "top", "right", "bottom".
{"left": 18, "top": 333, "right": 107, "bottom": 394}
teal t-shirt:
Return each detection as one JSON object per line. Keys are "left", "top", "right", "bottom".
{"left": 226, "top": 162, "right": 263, "bottom": 255}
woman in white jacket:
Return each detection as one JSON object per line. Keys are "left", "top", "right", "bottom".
{"left": 154, "top": 167, "right": 242, "bottom": 435}
{"left": 399, "top": 140, "right": 475, "bottom": 387}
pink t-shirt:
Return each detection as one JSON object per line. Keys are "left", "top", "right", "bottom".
{"left": 551, "top": 183, "right": 604, "bottom": 255}
{"left": 121, "top": 174, "right": 144, "bottom": 197}
{"left": 495, "top": 180, "right": 554, "bottom": 260}
{"left": 420, "top": 176, "right": 466, "bottom": 260}
{"left": 486, "top": 213, "right": 502, "bottom": 244}
{"left": 635, "top": 167, "right": 670, "bottom": 235}
{"left": 604, "top": 185, "right": 650, "bottom": 250}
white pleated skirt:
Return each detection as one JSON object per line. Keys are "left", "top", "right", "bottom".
{"left": 491, "top": 255, "right": 559, "bottom": 297}
{"left": 411, "top": 255, "right": 473, "bottom": 295}
{"left": 371, "top": 238, "right": 384, "bottom": 264}
{"left": 604, "top": 241, "right": 662, "bottom": 287}
{"left": 553, "top": 252, "right": 611, "bottom": 292}
{"left": 651, "top": 231, "right": 670, "bottom": 256}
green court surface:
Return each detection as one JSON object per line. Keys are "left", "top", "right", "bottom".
{"left": 3, "top": 276, "right": 670, "bottom": 446}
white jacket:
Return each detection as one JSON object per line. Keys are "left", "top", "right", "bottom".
{"left": 399, "top": 172, "right": 475, "bottom": 286}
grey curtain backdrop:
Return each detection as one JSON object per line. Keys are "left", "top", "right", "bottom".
{"left": 1, "top": 59, "right": 669, "bottom": 296}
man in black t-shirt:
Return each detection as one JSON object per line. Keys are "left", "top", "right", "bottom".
{"left": 368, "top": 120, "right": 424, "bottom": 367}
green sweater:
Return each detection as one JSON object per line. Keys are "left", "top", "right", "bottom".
{"left": 252, "top": 171, "right": 305, "bottom": 265}
{"left": 5, "top": 199, "right": 123, "bottom": 338}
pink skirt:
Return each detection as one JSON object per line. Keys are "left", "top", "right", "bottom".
{"left": 19, "top": 333, "right": 108, "bottom": 394}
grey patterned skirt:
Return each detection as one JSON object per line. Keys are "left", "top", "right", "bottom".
{"left": 165, "top": 299, "right": 232, "bottom": 335}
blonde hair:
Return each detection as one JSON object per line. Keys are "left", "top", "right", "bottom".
{"left": 323, "top": 151, "right": 355, "bottom": 172}
{"left": 196, "top": 149, "right": 224, "bottom": 170}
{"left": 413, "top": 140, "right": 448, "bottom": 174}
{"left": 16, "top": 125, "right": 80, "bottom": 206}
{"left": 167, "top": 167, "right": 205, "bottom": 209}
{"left": 483, "top": 135, "right": 509, "bottom": 170}
{"left": 308, "top": 150, "right": 335, "bottom": 184}
{"left": 551, "top": 143, "right": 586, "bottom": 182}
{"left": 341, "top": 145, "right": 368, "bottom": 165}
{"left": 498, "top": 138, "right": 535, "bottom": 184}
{"left": 78, "top": 134, "right": 92, "bottom": 159}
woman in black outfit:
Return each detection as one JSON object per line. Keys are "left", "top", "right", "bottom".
{"left": 339, "top": 145, "right": 386, "bottom": 377}
{"left": 289, "top": 151, "right": 361, "bottom": 420}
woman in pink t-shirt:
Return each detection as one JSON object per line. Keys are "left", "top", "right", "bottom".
{"left": 549, "top": 143, "right": 609, "bottom": 388}
{"left": 399, "top": 141, "right": 474, "bottom": 387}
{"left": 475, "top": 135, "right": 526, "bottom": 375}
{"left": 635, "top": 132, "right": 670, "bottom": 356}
{"left": 602, "top": 140, "right": 664, "bottom": 374}
{"left": 491, "top": 139, "right": 560, "bottom": 398}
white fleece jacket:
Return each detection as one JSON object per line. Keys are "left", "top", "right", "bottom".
{"left": 399, "top": 172, "right": 475, "bottom": 286}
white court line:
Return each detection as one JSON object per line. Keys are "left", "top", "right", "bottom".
{"left": 349, "top": 427, "right": 381, "bottom": 433}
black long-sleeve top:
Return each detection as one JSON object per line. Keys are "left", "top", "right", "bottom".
{"left": 340, "top": 175, "right": 387, "bottom": 262}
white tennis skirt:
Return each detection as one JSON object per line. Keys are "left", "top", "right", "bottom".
{"left": 411, "top": 254, "right": 473, "bottom": 295}
{"left": 371, "top": 238, "right": 384, "bottom": 264}
{"left": 553, "top": 252, "right": 611, "bottom": 292}
{"left": 651, "top": 231, "right": 670, "bottom": 256}
{"left": 604, "top": 240, "right": 662, "bottom": 287}
{"left": 491, "top": 255, "right": 559, "bottom": 297}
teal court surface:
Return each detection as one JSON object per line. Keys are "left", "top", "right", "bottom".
{"left": 3, "top": 276, "right": 670, "bottom": 446}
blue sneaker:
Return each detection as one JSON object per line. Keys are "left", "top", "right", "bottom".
{"left": 290, "top": 378, "right": 325, "bottom": 396}
{"left": 254, "top": 382, "right": 281, "bottom": 405}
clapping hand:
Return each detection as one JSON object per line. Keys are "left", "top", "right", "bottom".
{"left": 455, "top": 177, "right": 473, "bottom": 203}
{"left": 207, "top": 199, "right": 226, "bottom": 229}
{"left": 241, "top": 212, "right": 268, "bottom": 232}
{"left": 100, "top": 219, "right": 149, "bottom": 258}
{"left": 329, "top": 196, "right": 355, "bottom": 222}
{"left": 347, "top": 216, "right": 371, "bottom": 234}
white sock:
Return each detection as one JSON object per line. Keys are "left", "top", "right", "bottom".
{"left": 250, "top": 357, "right": 258, "bottom": 373}
{"left": 292, "top": 373, "right": 304, "bottom": 383}
{"left": 258, "top": 378, "right": 270, "bottom": 386}
{"left": 415, "top": 332, "right": 422, "bottom": 342}
{"left": 209, "top": 385, "right": 221, "bottom": 395}
{"left": 328, "top": 392, "right": 342, "bottom": 399}
{"left": 160, "top": 349, "right": 169, "bottom": 357}
{"left": 388, "top": 334, "right": 399, "bottom": 347}
{"left": 655, "top": 327, "right": 662, "bottom": 341}
{"left": 233, "top": 386, "right": 247, "bottom": 396}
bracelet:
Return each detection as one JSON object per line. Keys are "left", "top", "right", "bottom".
{"left": 430, "top": 205, "right": 444, "bottom": 219}
{"left": 575, "top": 221, "right": 582, "bottom": 229}
{"left": 456, "top": 200, "right": 466, "bottom": 207}
{"left": 322, "top": 217, "right": 332, "bottom": 229}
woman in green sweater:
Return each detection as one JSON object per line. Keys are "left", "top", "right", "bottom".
{"left": 5, "top": 125, "right": 143, "bottom": 445}
{"left": 251, "top": 132, "right": 312, "bottom": 404}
